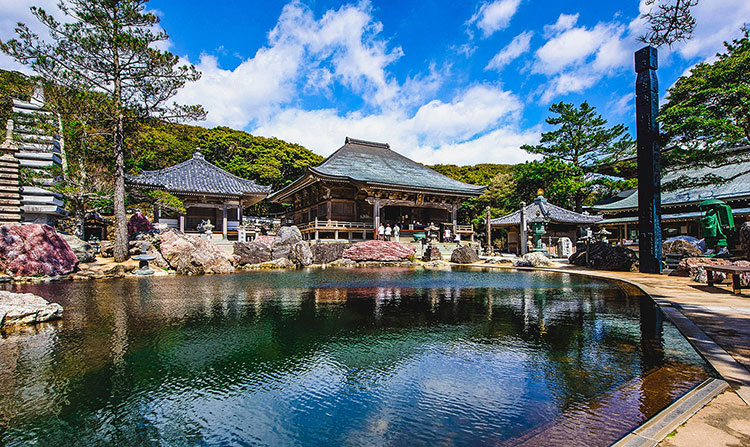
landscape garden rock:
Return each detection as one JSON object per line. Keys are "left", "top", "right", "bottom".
{"left": 271, "top": 226, "right": 303, "bottom": 260}
{"left": 741, "top": 221, "right": 750, "bottom": 259}
{"left": 159, "top": 229, "right": 235, "bottom": 275}
{"left": 513, "top": 252, "right": 552, "bottom": 267}
{"left": 0, "top": 225, "right": 78, "bottom": 277}
{"left": 663, "top": 239, "right": 703, "bottom": 258}
{"left": 99, "top": 240, "right": 114, "bottom": 258}
{"left": 343, "top": 240, "right": 415, "bottom": 262}
{"left": 0, "top": 291, "right": 62, "bottom": 327}
{"left": 60, "top": 234, "right": 96, "bottom": 263}
{"left": 233, "top": 238, "right": 272, "bottom": 265}
{"left": 676, "top": 257, "right": 731, "bottom": 278}
{"left": 450, "top": 245, "right": 480, "bottom": 264}
{"left": 422, "top": 244, "right": 443, "bottom": 262}
{"left": 127, "top": 212, "right": 154, "bottom": 236}
{"left": 569, "top": 242, "right": 638, "bottom": 271}
{"left": 288, "top": 241, "right": 313, "bottom": 266}
{"left": 311, "top": 242, "right": 348, "bottom": 264}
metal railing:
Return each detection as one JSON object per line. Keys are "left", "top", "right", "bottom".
{"left": 297, "top": 219, "right": 372, "bottom": 231}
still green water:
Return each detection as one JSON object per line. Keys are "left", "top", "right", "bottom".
{"left": 0, "top": 267, "right": 710, "bottom": 446}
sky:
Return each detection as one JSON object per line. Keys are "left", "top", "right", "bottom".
{"left": 1, "top": 0, "right": 749, "bottom": 166}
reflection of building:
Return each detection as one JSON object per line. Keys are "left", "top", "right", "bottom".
{"left": 492, "top": 194, "right": 601, "bottom": 255}
{"left": 269, "top": 138, "right": 485, "bottom": 241}
{"left": 591, "top": 159, "right": 750, "bottom": 244}
{"left": 127, "top": 150, "right": 271, "bottom": 239}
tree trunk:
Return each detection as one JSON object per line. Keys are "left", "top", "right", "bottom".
{"left": 113, "top": 111, "right": 128, "bottom": 262}
{"left": 575, "top": 192, "right": 583, "bottom": 214}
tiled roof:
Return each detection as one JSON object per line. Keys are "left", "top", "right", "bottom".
{"left": 127, "top": 150, "right": 271, "bottom": 197}
{"left": 310, "top": 138, "right": 485, "bottom": 195}
{"left": 491, "top": 197, "right": 602, "bottom": 226}
{"left": 591, "top": 161, "right": 750, "bottom": 212}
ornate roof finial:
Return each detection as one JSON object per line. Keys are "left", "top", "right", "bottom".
{"left": 193, "top": 148, "right": 204, "bottom": 159}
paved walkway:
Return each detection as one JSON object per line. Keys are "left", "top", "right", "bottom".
{"left": 490, "top": 264, "right": 750, "bottom": 446}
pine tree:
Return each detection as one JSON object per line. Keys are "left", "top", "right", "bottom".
{"left": 1, "top": 0, "right": 205, "bottom": 262}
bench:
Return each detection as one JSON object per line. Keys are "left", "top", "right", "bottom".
{"left": 704, "top": 265, "right": 750, "bottom": 295}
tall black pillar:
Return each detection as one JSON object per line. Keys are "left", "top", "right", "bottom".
{"left": 635, "top": 46, "right": 662, "bottom": 274}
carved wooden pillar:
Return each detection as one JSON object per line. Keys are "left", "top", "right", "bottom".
{"left": 222, "top": 204, "right": 228, "bottom": 239}
{"left": 635, "top": 46, "right": 662, "bottom": 274}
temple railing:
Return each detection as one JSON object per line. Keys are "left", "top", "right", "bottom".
{"left": 297, "top": 219, "right": 373, "bottom": 231}
{"left": 455, "top": 224, "right": 474, "bottom": 233}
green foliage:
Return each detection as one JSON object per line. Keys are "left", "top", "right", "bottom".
{"left": 521, "top": 101, "right": 633, "bottom": 212}
{"left": 660, "top": 27, "right": 750, "bottom": 189}
{"left": 0, "top": 70, "right": 34, "bottom": 127}
{"left": 147, "top": 190, "right": 185, "bottom": 214}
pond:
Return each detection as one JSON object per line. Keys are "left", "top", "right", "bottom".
{"left": 0, "top": 267, "right": 711, "bottom": 446}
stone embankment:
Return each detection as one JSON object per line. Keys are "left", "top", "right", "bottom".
{"left": 0, "top": 291, "right": 62, "bottom": 328}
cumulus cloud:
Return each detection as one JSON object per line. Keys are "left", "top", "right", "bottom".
{"left": 468, "top": 0, "right": 522, "bottom": 38}
{"left": 485, "top": 31, "right": 533, "bottom": 71}
{"left": 543, "top": 13, "right": 579, "bottom": 38}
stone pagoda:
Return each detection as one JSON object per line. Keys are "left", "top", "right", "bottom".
{"left": 10, "top": 83, "right": 67, "bottom": 224}
{"left": 0, "top": 120, "right": 23, "bottom": 224}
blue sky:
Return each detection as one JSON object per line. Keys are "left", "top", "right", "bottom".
{"left": 2, "top": 0, "right": 749, "bottom": 165}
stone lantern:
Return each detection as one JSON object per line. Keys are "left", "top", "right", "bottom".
{"left": 529, "top": 189, "right": 550, "bottom": 255}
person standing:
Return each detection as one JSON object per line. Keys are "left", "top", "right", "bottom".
{"left": 378, "top": 223, "right": 385, "bottom": 240}
{"left": 384, "top": 224, "right": 392, "bottom": 241}
{"left": 393, "top": 223, "right": 400, "bottom": 242}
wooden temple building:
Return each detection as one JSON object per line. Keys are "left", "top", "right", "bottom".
{"left": 127, "top": 150, "right": 271, "bottom": 239}
{"left": 491, "top": 193, "right": 602, "bottom": 255}
{"left": 269, "top": 137, "right": 485, "bottom": 241}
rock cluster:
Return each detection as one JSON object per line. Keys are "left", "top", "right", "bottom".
{"left": 289, "top": 241, "right": 313, "bottom": 266}
{"left": 450, "top": 245, "right": 480, "bottom": 264}
{"left": 0, "top": 224, "right": 78, "bottom": 277}
{"left": 422, "top": 244, "right": 442, "bottom": 262}
{"left": 675, "top": 257, "right": 750, "bottom": 285}
{"left": 0, "top": 291, "right": 62, "bottom": 327}
{"left": 159, "top": 229, "right": 235, "bottom": 275}
{"left": 343, "top": 240, "right": 415, "bottom": 262}
{"left": 569, "top": 242, "right": 638, "bottom": 271}
{"left": 234, "top": 228, "right": 317, "bottom": 267}
{"left": 513, "top": 252, "right": 552, "bottom": 267}
{"left": 311, "top": 242, "right": 348, "bottom": 264}
{"left": 663, "top": 239, "right": 702, "bottom": 257}
{"left": 741, "top": 221, "right": 750, "bottom": 259}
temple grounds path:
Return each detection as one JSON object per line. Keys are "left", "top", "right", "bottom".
{"left": 472, "top": 263, "right": 750, "bottom": 446}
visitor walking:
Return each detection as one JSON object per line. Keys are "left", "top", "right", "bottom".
{"left": 378, "top": 223, "right": 385, "bottom": 240}
{"left": 384, "top": 224, "right": 392, "bottom": 241}
{"left": 393, "top": 224, "right": 400, "bottom": 241}
{"left": 444, "top": 227, "right": 450, "bottom": 243}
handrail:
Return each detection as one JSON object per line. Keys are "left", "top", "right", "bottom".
{"left": 298, "top": 219, "right": 373, "bottom": 230}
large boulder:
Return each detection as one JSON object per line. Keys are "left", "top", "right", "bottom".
{"left": 343, "top": 240, "right": 415, "bottom": 262}
{"left": 422, "top": 244, "right": 443, "bottom": 262}
{"left": 569, "top": 242, "right": 638, "bottom": 271}
{"left": 663, "top": 239, "right": 702, "bottom": 258}
{"left": 0, "top": 225, "right": 78, "bottom": 277}
{"left": 234, "top": 238, "right": 273, "bottom": 265}
{"left": 450, "top": 245, "right": 480, "bottom": 264}
{"left": 271, "top": 226, "right": 303, "bottom": 260}
{"left": 289, "top": 241, "right": 313, "bottom": 266}
{"left": 60, "top": 234, "right": 96, "bottom": 263}
{"left": 158, "top": 229, "right": 235, "bottom": 275}
{"left": 311, "top": 242, "right": 348, "bottom": 264}
{"left": 0, "top": 291, "right": 63, "bottom": 327}
{"left": 513, "top": 252, "right": 552, "bottom": 267}
{"left": 127, "top": 212, "right": 154, "bottom": 236}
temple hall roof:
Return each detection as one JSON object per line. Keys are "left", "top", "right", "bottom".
{"left": 491, "top": 196, "right": 602, "bottom": 227}
{"left": 270, "top": 137, "right": 485, "bottom": 201}
{"left": 127, "top": 150, "right": 272, "bottom": 197}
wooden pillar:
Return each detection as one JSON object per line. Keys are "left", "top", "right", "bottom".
{"left": 519, "top": 202, "right": 527, "bottom": 255}
{"left": 635, "top": 45, "right": 662, "bottom": 273}
{"left": 485, "top": 206, "right": 491, "bottom": 254}
{"left": 222, "top": 204, "right": 228, "bottom": 239}
{"left": 326, "top": 200, "right": 332, "bottom": 220}
{"left": 451, "top": 204, "right": 458, "bottom": 227}
{"left": 374, "top": 199, "right": 381, "bottom": 235}
{"left": 179, "top": 213, "right": 185, "bottom": 232}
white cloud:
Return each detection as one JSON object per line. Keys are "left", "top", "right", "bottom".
{"left": 543, "top": 13, "right": 579, "bottom": 38}
{"left": 468, "top": 0, "right": 522, "bottom": 38}
{"left": 486, "top": 31, "right": 533, "bottom": 71}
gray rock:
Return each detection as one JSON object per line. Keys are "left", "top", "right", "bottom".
{"left": 513, "top": 252, "right": 552, "bottom": 267}
{"left": 569, "top": 242, "right": 638, "bottom": 271}
{"left": 271, "top": 226, "right": 303, "bottom": 260}
{"left": 234, "top": 239, "right": 272, "bottom": 265}
{"left": 159, "top": 229, "right": 235, "bottom": 275}
{"left": 289, "top": 241, "right": 313, "bottom": 266}
{"left": 450, "top": 245, "right": 480, "bottom": 264}
{"left": 60, "top": 234, "right": 96, "bottom": 263}
{"left": 422, "top": 244, "right": 443, "bottom": 262}
{"left": 0, "top": 291, "right": 63, "bottom": 327}
{"left": 741, "top": 221, "right": 750, "bottom": 259}
{"left": 311, "top": 242, "right": 348, "bottom": 264}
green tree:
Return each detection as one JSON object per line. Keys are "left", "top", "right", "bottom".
{"left": 1, "top": 0, "right": 204, "bottom": 262}
{"left": 659, "top": 27, "right": 750, "bottom": 189}
{"left": 521, "top": 101, "right": 633, "bottom": 212}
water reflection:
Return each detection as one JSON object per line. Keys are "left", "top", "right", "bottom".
{"left": 0, "top": 267, "right": 710, "bottom": 447}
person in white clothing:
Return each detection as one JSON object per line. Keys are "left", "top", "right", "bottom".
{"left": 393, "top": 224, "right": 400, "bottom": 241}
{"left": 384, "top": 224, "right": 392, "bottom": 241}
{"left": 378, "top": 224, "right": 385, "bottom": 240}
